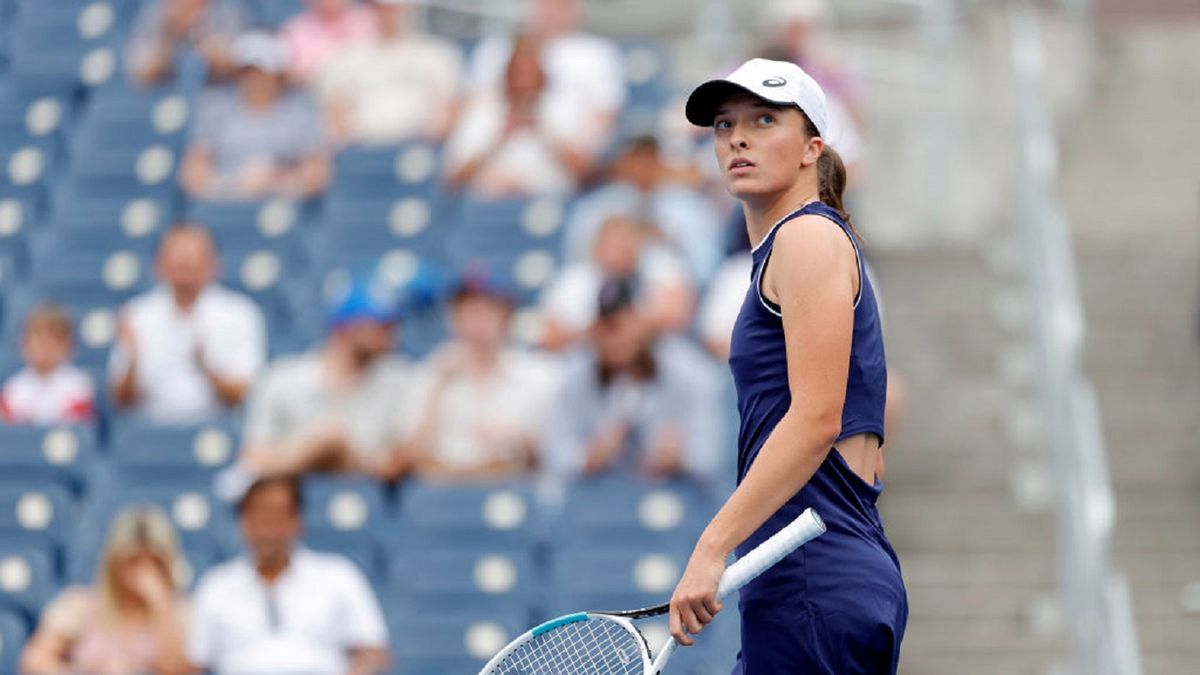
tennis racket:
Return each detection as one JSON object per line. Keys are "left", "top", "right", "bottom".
{"left": 479, "top": 507, "right": 826, "bottom": 675}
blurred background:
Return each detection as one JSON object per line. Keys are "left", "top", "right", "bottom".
{"left": 0, "top": 0, "right": 1196, "bottom": 673}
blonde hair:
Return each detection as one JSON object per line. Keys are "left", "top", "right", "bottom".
{"left": 94, "top": 506, "right": 184, "bottom": 625}
{"left": 24, "top": 303, "right": 73, "bottom": 342}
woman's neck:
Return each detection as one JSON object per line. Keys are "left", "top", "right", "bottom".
{"left": 744, "top": 183, "right": 821, "bottom": 249}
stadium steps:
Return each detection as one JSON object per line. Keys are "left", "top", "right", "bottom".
{"left": 876, "top": 250, "right": 1065, "bottom": 674}
{"left": 1057, "top": 15, "right": 1200, "bottom": 674}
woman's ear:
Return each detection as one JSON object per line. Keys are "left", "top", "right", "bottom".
{"left": 800, "top": 136, "right": 825, "bottom": 168}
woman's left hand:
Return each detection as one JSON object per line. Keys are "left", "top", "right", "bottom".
{"left": 668, "top": 541, "right": 728, "bottom": 646}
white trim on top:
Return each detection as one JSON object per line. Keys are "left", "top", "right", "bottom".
{"left": 749, "top": 199, "right": 819, "bottom": 255}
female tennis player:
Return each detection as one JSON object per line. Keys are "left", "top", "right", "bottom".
{"left": 667, "top": 58, "right": 908, "bottom": 673}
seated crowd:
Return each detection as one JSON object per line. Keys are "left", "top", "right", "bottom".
{"left": 0, "top": 0, "right": 879, "bottom": 671}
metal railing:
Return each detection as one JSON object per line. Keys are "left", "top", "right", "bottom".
{"left": 1008, "top": 3, "right": 1143, "bottom": 674}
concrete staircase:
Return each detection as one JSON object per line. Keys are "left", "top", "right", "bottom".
{"left": 1057, "top": 14, "right": 1200, "bottom": 675}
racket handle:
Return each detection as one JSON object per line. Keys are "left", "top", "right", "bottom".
{"left": 651, "top": 508, "right": 825, "bottom": 674}
{"left": 715, "top": 507, "right": 826, "bottom": 600}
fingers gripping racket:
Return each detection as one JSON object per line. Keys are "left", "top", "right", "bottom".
{"left": 479, "top": 507, "right": 826, "bottom": 675}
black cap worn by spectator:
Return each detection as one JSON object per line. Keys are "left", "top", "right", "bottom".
{"left": 597, "top": 276, "right": 638, "bottom": 319}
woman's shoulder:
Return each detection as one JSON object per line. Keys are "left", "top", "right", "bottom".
{"left": 39, "top": 585, "right": 99, "bottom": 635}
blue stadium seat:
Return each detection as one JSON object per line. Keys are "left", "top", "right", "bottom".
{"left": 301, "top": 476, "right": 389, "bottom": 534}
{"left": 0, "top": 480, "right": 74, "bottom": 544}
{"left": 84, "top": 85, "right": 193, "bottom": 144}
{"left": 0, "top": 88, "right": 70, "bottom": 147}
{"left": 393, "top": 481, "right": 540, "bottom": 549}
{"left": 547, "top": 545, "right": 690, "bottom": 617}
{"left": 8, "top": 37, "right": 120, "bottom": 91}
{"left": 619, "top": 38, "right": 672, "bottom": 137}
{"left": 448, "top": 197, "right": 568, "bottom": 305}
{"left": 388, "top": 612, "right": 527, "bottom": 675}
{"left": 0, "top": 142, "right": 56, "bottom": 198}
{"left": 81, "top": 475, "right": 236, "bottom": 558}
{"left": 302, "top": 526, "right": 386, "bottom": 587}
{"left": 46, "top": 186, "right": 175, "bottom": 238}
{"left": 329, "top": 143, "right": 442, "bottom": 201}
{"left": 109, "top": 417, "right": 240, "bottom": 476}
{"left": 256, "top": 0, "right": 306, "bottom": 30}
{"left": 0, "top": 194, "right": 35, "bottom": 278}
{"left": 320, "top": 194, "right": 449, "bottom": 262}
{"left": 0, "top": 425, "right": 97, "bottom": 494}
{"left": 558, "top": 478, "right": 714, "bottom": 548}
{"left": 30, "top": 244, "right": 154, "bottom": 300}
{"left": 0, "top": 541, "right": 56, "bottom": 620}
{"left": 67, "top": 142, "right": 180, "bottom": 196}
{"left": 389, "top": 544, "right": 538, "bottom": 616}
{"left": 0, "top": 608, "right": 29, "bottom": 674}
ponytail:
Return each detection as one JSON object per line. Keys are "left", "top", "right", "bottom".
{"left": 803, "top": 114, "right": 862, "bottom": 244}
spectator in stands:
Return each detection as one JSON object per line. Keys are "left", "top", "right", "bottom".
{"left": 20, "top": 506, "right": 189, "bottom": 675}
{"left": 402, "top": 266, "right": 559, "bottom": 479}
{"left": 539, "top": 214, "right": 694, "bottom": 351}
{"left": 180, "top": 32, "right": 331, "bottom": 202}
{"left": 444, "top": 33, "right": 605, "bottom": 197}
{"left": 109, "top": 225, "right": 266, "bottom": 425}
{"left": 0, "top": 304, "right": 94, "bottom": 424}
{"left": 281, "top": 0, "right": 379, "bottom": 84}
{"left": 314, "top": 0, "right": 463, "bottom": 146}
{"left": 126, "top": 0, "right": 250, "bottom": 87}
{"left": 467, "top": 0, "right": 624, "bottom": 126}
{"left": 697, "top": 222, "right": 753, "bottom": 360}
{"left": 188, "top": 475, "right": 390, "bottom": 674}
{"left": 237, "top": 279, "right": 410, "bottom": 481}
{"left": 543, "top": 277, "right": 721, "bottom": 482}
{"left": 563, "top": 135, "right": 722, "bottom": 281}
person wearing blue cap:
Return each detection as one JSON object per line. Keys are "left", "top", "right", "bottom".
{"left": 235, "top": 278, "right": 413, "bottom": 482}
{"left": 399, "top": 265, "right": 560, "bottom": 480}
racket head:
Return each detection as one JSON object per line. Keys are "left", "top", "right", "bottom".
{"left": 479, "top": 611, "right": 653, "bottom": 675}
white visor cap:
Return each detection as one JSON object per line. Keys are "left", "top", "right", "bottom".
{"left": 685, "top": 58, "right": 829, "bottom": 139}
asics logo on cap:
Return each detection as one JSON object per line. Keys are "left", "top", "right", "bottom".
{"left": 762, "top": 77, "right": 787, "bottom": 87}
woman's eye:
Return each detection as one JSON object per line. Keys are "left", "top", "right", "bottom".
{"left": 714, "top": 119, "right": 732, "bottom": 130}
{"left": 757, "top": 114, "right": 775, "bottom": 125}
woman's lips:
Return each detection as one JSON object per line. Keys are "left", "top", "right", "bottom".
{"left": 728, "top": 157, "right": 756, "bottom": 175}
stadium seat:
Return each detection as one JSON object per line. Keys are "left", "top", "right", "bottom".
{"left": 0, "top": 480, "right": 74, "bottom": 544}
{"left": 302, "top": 526, "right": 386, "bottom": 587}
{"left": 0, "top": 88, "right": 70, "bottom": 147}
{"left": 188, "top": 199, "right": 308, "bottom": 260}
{"left": 108, "top": 417, "right": 240, "bottom": 476}
{"left": 547, "top": 545, "right": 690, "bottom": 617}
{"left": 389, "top": 544, "right": 538, "bottom": 616}
{"left": 329, "top": 143, "right": 442, "bottom": 201}
{"left": 0, "top": 425, "right": 97, "bottom": 494}
{"left": 301, "top": 476, "right": 389, "bottom": 534}
{"left": 388, "top": 611, "right": 526, "bottom": 675}
{"left": 0, "top": 541, "right": 56, "bottom": 620}
{"left": 0, "top": 193, "right": 34, "bottom": 278}
{"left": 256, "top": 0, "right": 306, "bottom": 30}
{"left": 447, "top": 197, "right": 568, "bottom": 305}
{"left": 84, "top": 84, "right": 193, "bottom": 145}
{"left": 81, "top": 474, "right": 236, "bottom": 557}
{"left": 558, "top": 477, "right": 714, "bottom": 548}
{"left": 45, "top": 188, "right": 174, "bottom": 238}
{"left": 0, "top": 142, "right": 55, "bottom": 198}
{"left": 320, "top": 194, "right": 450, "bottom": 263}
{"left": 0, "top": 608, "right": 29, "bottom": 673}
{"left": 30, "top": 244, "right": 153, "bottom": 299}
{"left": 393, "top": 481, "right": 540, "bottom": 549}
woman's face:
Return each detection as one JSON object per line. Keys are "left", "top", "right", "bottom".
{"left": 712, "top": 95, "right": 821, "bottom": 200}
{"left": 239, "top": 67, "right": 283, "bottom": 105}
{"left": 112, "top": 548, "right": 169, "bottom": 596}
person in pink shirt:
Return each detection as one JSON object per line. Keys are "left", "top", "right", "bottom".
{"left": 280, "top": 0, "right": 378, "bottom": 84}
{"left": 0, "top": 304, "right": 94, "bottom": 425}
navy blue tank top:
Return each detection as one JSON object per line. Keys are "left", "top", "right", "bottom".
{"left": 729, "top": 200, "right": 886, "bottom": 480}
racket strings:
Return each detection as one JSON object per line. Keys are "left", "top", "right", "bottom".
{"left": 488, "top": 617, "right": 648, "bottom": 675}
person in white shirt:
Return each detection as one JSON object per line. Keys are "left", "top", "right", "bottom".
{"left": 108, "top": 225, "right": 266, "bottom": 425}
{"left": 539, "top": 214, "right": 695, "bottom": 350}
{"left": 237, "top": 279, "right": 411, "bottom": 482}
{"left": 188, "top": 475, "right": 390, "bottom": 675}
{"left": 402, "top": 266, "right": 559, "bottom": 479}
{"left": 1, "top": 304, "right": 95, "bottom": 425}
{"left": 444, "top": 33, "right": 605, "bottom": 197}
{"left": 467, "top": 0, "right": 625, "bottom": 123}
{"left": 314, "top": 0, "right": 464, "bottom": 146}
